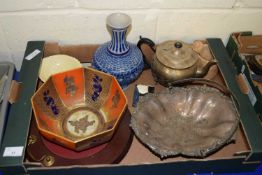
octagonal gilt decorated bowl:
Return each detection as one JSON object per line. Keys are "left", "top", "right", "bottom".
{"left": 32, "top": 67, "right": 127, "bottom": 151}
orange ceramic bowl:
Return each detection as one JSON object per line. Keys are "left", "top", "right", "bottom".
{"left": 31, "top": 67, "right": 127, "bottom": 151}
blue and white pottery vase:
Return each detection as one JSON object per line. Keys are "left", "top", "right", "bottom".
{"left": 92, "top": 13, "right": 144, "bottom": 89}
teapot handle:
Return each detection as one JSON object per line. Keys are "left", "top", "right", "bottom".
{"left": 168, "top": 78, "right": 240, "bottom": 111}
{"left": 137, "top": 36, "right": 156, "bottom": 69}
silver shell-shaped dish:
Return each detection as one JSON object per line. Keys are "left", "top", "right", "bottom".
{"left": 131, "top": 85, "right": 239, "bottom": 158}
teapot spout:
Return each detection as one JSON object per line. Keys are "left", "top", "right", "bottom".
{"left": 195, "top": 61, "right": 217, "bottom": 78}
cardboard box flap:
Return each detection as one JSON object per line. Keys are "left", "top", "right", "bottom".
{"left": 0, "top": 41, "right": 45, "bottom": 174}
{"left": 8, "top": 80, "right": 22, "bottom": 104}
{"left": 226, "top": 32, "right": 262, "bottom": 116}
{"left": 26, "top": 158, "right": 259, "bottom": 175}
{"left": 44, "top": 42, "right": 98, "bottom": 63}
{"left": 207, "top": 38, "right": 262, "bottom": 162}
{"left": 238, "top": 35, "right": 262, "bottom": 54}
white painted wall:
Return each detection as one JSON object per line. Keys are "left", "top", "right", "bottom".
{"left": 0, "top": 0, "right": 262, "bottom": 69}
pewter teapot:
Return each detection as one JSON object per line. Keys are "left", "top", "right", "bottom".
{"left": 137, "top": 38, "right": 216, "bottom": 85}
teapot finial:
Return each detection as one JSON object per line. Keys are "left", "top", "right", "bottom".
{"left": 174, "top": 42, "right": 183, "bottom": 49}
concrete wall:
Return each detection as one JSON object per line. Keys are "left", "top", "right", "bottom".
{"left": 0, "top": 0, "right": 262, "bottom": 69}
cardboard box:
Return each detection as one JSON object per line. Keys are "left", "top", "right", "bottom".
{"left": 0, "top": 39, "right": 262, "bottom": 175}
{"left": 226, "top": 32, "right": 262, "bottom": 117}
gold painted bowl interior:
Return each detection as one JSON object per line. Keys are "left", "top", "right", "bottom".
{"left": 32, "top": 67, "right": 127, "bottom": 151}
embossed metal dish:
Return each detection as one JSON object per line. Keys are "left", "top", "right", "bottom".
{"left": 32, "top": 67, "right": 127, "bottom": 151}
{"left": 131, "top": 84, "right": 239, "bottom": 158}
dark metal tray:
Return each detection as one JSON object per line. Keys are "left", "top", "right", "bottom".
{"left": 0, "top": 62, "right": 15, "bottom": 146}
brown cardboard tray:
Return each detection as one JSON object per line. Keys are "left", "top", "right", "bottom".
{"left": 26, "top": 42, "right": 250, "bottom": 166}
{"left": 1, "top": 40, "right": 261, "bottom": 175}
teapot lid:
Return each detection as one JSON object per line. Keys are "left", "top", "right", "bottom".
{"left": 156, "top": 40, "right": 198, "bottom": 69}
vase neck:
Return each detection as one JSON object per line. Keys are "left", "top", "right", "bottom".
{"left": 108, "top": 28, "right": 129, "bottom": 55}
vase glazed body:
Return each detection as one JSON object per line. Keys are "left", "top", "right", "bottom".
{"left": 92, "top": 13, "right": 144, "bottom": 88}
